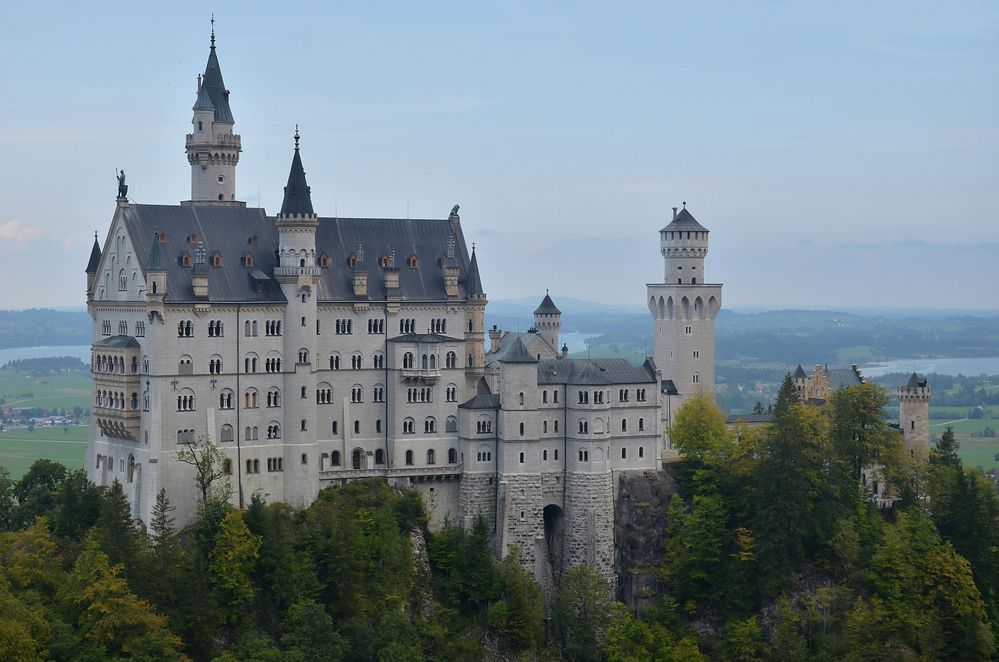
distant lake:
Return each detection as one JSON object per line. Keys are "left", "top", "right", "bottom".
{"left": 561, "top": 332, "right": 602, "bottom": 354}
{"left": 0, "top": 345, "right": 92, "bottom": 367}
{"left": 863, "top": 357, "right": 999, "bottom": 378}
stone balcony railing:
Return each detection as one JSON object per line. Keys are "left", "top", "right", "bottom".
{"left": 402, "top": 368, "right": 441, "bottom": 382}
{"left": 318, "top": 463, "right": 463, "bottom": 481}
{"left": 273, "top": 266, "right": 322, "bottom": 278}
{"left": 93, "top": 406, "right": 140, "bottom": 441}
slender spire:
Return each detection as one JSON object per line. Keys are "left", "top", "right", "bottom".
{"left": 466, "top": 245, "right": 484, "bottom": 297}
{"left": 85, "top": 232, "right": 102, "bottom": 273}
{"left": 199, "top": 23, "right": 234, "bottom": 123}
{"left": 280, "top": 128, "right": 314, "bottom": 216}
{"left": 147, "top": 233, "right": 167, "bottom": 272}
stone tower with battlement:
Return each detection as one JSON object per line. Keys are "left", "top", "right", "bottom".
{"left": 185, "top": 28, "right": 243, "bottom": 205}
{"left": 899, "top": 373, "right": 931, "bottom": 458}
{"left": 647, "top": 205, "right": 722, "bottom": 457}
{"left": 533, "top": 292, "right": 562, "bottom": 354}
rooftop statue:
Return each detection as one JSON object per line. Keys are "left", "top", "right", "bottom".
{"left": 116, "top": 169, "right": 128, "bottom": 199}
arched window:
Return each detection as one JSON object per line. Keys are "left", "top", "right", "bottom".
{"left": 375, "top": 449, "right": 385, "bottom": 465}
{"left": 445, "top": 416, "right": 457, "bottom": 433}
{"left": 519, "top": 422, "right": 525, "bottom": 436}
{"left": 425, "top": 417, "right": 436, "bottom": 433}
{"left": 448, "top": 448, "right": 457, "bottom": 464}
{"left": 638, "top": 418, "right": 645, "bottom": 431}
{"left": 427, "top": 449, "right": 436, "bottom": 465}
{"left": 331, "top": 450, "right": 341, "bottom": 466}
{"left": 403, "top": 352, "right": 414, "bottom": 369}
{"left": 405, "top": 450, "right": 414, "bottom": 466}
{"left": 638, "top": 446, "right": 645, "bottom": 458}
{"left": 220, "top": 425, "right": 233, "bottom": 442}
{"left": 445, "top": 351, "right": 457, "bottom": 369}
{"left": 300, "top": 419, "right": 307, "bottom": 431}
{"left": 543, "top": 420, "right": 548, "bottom": 433}
{"left": 692, "top": 373, "right": 700, "bottom": 384}
{"left": 330, "top": 353, "right": 341, "bottom": 370}
{"left": 621, "top": 447, "right": 627, "bottom": 459}
{"left": 621, "top": 419, "right": 627, "bottom": 432}
{"left": 403, "top": 418, "right": 415, "bottom": 434}
{"left": 543, "top": 391, "right": 548, "bottom": 404}
{"left": 519, "top": 452, "right": 525, "bottom": 464}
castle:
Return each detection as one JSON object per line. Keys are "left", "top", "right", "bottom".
{"left": 83, "top": 30, "right": 927, "bottom": 591}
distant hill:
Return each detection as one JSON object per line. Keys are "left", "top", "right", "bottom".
{"left": 0, "top": 309, "right": 91, "bottom": 349}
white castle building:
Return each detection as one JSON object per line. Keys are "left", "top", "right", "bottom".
{"left": 84, "top": 30, "right": 721, "bottom": 589}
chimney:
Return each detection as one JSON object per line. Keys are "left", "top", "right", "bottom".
{"left": 672, "top": 207, "right": 678, "bottom": 220}
{"left": 352, "top": 271, "right": 368, "bottom": 298}
{"left": 384, "top": 251, "right": 399, "bottom": 292}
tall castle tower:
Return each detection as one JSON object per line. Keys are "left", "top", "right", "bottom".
{"left": 647, "top": 204, "right": 722, "bottom": 440}
{"left": 533, "top": 291, "right": 561, "bottom": 354}
{"left": 185, "top": 27, "right": 242, "bottom": 205}
{"left": 899, "top": 373, "right": 931, "bottom": 458}
{"left": 275, "top": 129, "right": 320, "bottom": 507}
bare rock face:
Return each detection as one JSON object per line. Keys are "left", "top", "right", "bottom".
{"left": 615, "top": 469, "right": 678, "bottom": 612}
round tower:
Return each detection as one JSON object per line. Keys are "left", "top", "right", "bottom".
{"left": 274, "top": 129, "right": 320, "bottom": 508}
{"left": 647, "top": 203, "right": 722, "bottom": 433}
{"left": 185, "top": 28, "right": 242, "bottom": 204}
{"left": 533, "top": 291, "right": 561, "bottom": 354}
{"left": 898, "top": 373, "right": 931, "bottom": 458}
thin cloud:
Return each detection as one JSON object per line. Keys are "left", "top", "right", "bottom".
{"left": 0, "top": 219, "right": 44, "bottom": 244}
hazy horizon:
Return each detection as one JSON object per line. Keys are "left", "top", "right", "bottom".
{"left": 1, "top": 2, "right": 996, "bottom": 310}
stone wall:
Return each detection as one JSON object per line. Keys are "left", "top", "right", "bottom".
{"left": 564, "top": 471, "right": 616, "bottom": 591}
{"left": 614, "top": 469, "right": 678, "bottom": 612}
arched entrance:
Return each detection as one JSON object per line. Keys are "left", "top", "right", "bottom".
{"left": 351, "top": 448, "right": 367, "bottom": 470}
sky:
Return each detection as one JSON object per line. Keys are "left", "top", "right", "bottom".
{"left": 1, "top": 1, "right": 997, "bottom": 310}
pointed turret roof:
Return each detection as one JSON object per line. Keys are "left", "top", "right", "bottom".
{"left": 499, "top": 336, "right": 538, "bottom": 363}
{"left": 793, "top": 364, "right": 807, "bottom": 379}
{"left": 193, "top": 82, "right": 215, "bottom": 112}
{"left": 906, "top": 372, "right": 927, "bottom": 389}
{"left": 85, "top": 233, "right": 102, "bottom": 273}
{"left": 534, "top": 292, "right": 560, "bottom": 315}
{"left": 146, "top": 233, "right": 167, "bottom": 272}
{"left": 661, "top": 206, "right": 708, "bottom": 233}
{"left": 466, "top": 246, "right": 483, "bottom": 297}
{"left": 199, "top": 29, "right": 235, "bottom": 124}
{"left": 279, "top": 129, "right": 314, "bottom": 216}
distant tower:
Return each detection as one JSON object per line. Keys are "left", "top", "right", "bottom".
{"left": 275, "top": 128, "right": 319, "bottom": 507}
{"left": 185, "top": 26, "right": 242, "bottom": 205}
{"left": 464, "top": 244, "right": 487, "bottom": 384}
{"left": 899, "top": 373, "right": 931, "bottom": 458}
{"left": 533, "top": 291, "right": 561, "bottom": 354}
{"left": 792, "top": 364, "right": 807, "bottom": 399}
{"left": 647, "top": 204, "right": 722, "bottom": 450}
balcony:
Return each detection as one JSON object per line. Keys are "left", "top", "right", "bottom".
{"left": 401, "top": 368, "right": 440, "bottom": 383}
{"left": 94, "top": 406, "right": 140, "bottom": 441}
{"left": 273, "top": 266, "right": 322, "bottom": 277}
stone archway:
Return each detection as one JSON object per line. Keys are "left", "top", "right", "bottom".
{"left": 541, "top": 504, "right": 566, "bottom": 602}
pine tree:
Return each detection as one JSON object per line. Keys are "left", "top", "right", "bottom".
{"left": 930, "top": 426, "right": 961, "bottom": 469}
{"left": 94, "top": 480, "right": 141, "bottom": 576}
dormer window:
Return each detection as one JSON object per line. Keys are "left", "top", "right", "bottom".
{"left": 243, "top": 253, "right": 254, "bottom": 268}
{"left": 248, "top": 235, "right": 259, "bottom": 246}
{"left": 181, "top": 251, "right": 191, "bottom": 268}
{"left": 380, "top": 255, "right": 390, "bottom": 268}
{"left": 319, "top": 253, "right": 330, "bottom": 268}
{"left": 212, "top": 252, "right": 223, "bottom": 268}
{"left": 408, "top": 255, "right": 419, "bottom": 269}
{"left": 187, "top": 234, "right": 198, "bottom": 245}
{"left": 348, "top": 254, "right": 358, "bottom": 269}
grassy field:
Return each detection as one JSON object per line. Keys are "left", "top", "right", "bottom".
{"left": 0, "top": 371, "right": 92, "bottom": 412}
{"left": 0, "top": 425, "right": 87, "bottom": 478}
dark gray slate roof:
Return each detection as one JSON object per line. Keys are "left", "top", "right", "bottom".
{"left": 906, "top": 372, "right": 928, "bottom": 389}
{"left": 662, "top": 379, "right": 678, "bottom": 395}
{"left": 95, "top": 335, "right": 140, "bottom": 348}
{"left": 146, "top": 233, "right": 167, "bottom": 271}
{"left": 192, "top": 82, "right": 215, "bottom": 112}
{"left": 793, "top": 364, "right": 807, "bottom": 379}
{"left": 827, "top": 367, "right": 863, "bottom": 391}
{"left": 466, "top": 248, "right": 483, "bottom": 297}
{"left": 458, "top": 393, "right": 501, "bottom": 410}
{"left": 280, "top": 137, "right": 314, "bottom": 216}
{"left": 200, "top": 36, "right": 234, "bottom": 124}
{"left": 726, "top": 413, "right": 775, "bottom": 425}
{"left": 85, "top": 235, "right": 102, "bottom": 273}
{"left": 122, "top": 204, "right": 476, "bottom": 304}
{"left": 534, "top": 293, "right": 560, "bottom": 315}
{"left": 661, "top": 207, "right": 708, "bottom": 233}
{"left": 500, "top": 337, "right": 538, "bottom": 363}
{"left": 537, "top": 358, "right": 655, "bottom": 386}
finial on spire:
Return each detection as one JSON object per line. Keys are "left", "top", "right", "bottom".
{"left": 210, "top": 14, "right": 215, "bottom": 46}
{"left": 294, "top": 125, "right": 300, "bottom": 150}
{"left": 94, "top": 231, "right": 98, "bottom": 241}
{"left": 471, "top": 242, "right": 476, "bottom": 252}
{"left": 682, "top": 200, "right": 686, "bottom": 209}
